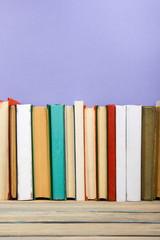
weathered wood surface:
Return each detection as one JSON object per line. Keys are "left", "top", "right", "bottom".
{"left": 0, "top": 201, "right": 159, "bottom": 238}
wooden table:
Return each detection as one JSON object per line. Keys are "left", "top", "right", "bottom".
{"left": 0, "top": 201, "right": 159, "bottom": 239}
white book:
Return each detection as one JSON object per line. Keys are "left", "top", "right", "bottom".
{"left": 65, "top": 106, "right": 76, "bottom": 199}
{"left": 156, "top": 100, "right": 160, "bottom": 106}
{"left": 74, "top": 101, "right": 85, "bottom": 201}
{"left": 0, "top": 101, "right": 9, "bottom": 200}
{"left": 84, "top": 107, "right": 97, "bottom": 200}
{"left": 116, "top": 105, "right": 127, "bottom": 202}
{"left": 126, "top": 105, "right": 142, "bottom": 201}
{"left": 16, "top": 105, "right": 33, "bottom": 200}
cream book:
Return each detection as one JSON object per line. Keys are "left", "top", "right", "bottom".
{"left": 116, "top": 105, "right": 127, "bottom": 201}
{"left": 156, "top": 100, "right": 160, "bottom": 106}
{"left": 84, "top": 106, "right": 97, "bottom": 200}
{"left": 74, "top": 101, "right": 85, "bottom": 201}
{"left": 97, "top": 106, "right": 107, "bottom": 200}
{"left": 16, "top": 105, "right": 33, "bottom": 200}
{"left": 126, "top": 105, "right": 142, "bottom": 201}
{"left": 65, "top": 106, "right": 76, "bottom": 199}
{"left": 0, "top": 101, "right": 9, "bottom": 200}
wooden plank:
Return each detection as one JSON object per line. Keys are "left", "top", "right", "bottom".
{"left": 0, "top": 211, "right": 159, "bottom": 223}
{"left": 0, "top": 201, "right": 159, "bottom": 212}
{"left": 0, "top": 237, "right": 160, "bottom": 240}
{"left": 0, "top": 223, "right": 159, "bottom": 236}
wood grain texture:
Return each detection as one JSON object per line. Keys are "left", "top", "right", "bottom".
{"left": 0, "top": 201, "right": 159, "bottom": 238}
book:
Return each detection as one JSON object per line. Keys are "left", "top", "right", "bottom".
{"left": 96, "top": 106, "right": 108, "bottom": 200}
{"left": 9, "top": 106, "right": 17, "bottom": 199}
{"left": 74, "top": 101, "right": 85, "bottom": 201}
{"left": 84, "top": 106, "right": 97, "bottom": 200}
{"left": 0, "top": 101, "right": 9, "bottom": 200}
{"left": 116, "top": 105, "right": 127, "bottom": 202}
{"left": 156, "top": 100, "right": 160, "bottom": 106}
{"left": 141, "top": 107, "right": 156, "bottom": 200}
{"left": 126, "top": 105, "right": 142, "bottom": 201}
{"left": 108, "top": 104, "right": 116, "bottom": 201}
{"left": 155, "top": 106, "right": 160, "bottom": 198}
{"left": 16, "top": 105, "right": 33, "bottom": 200}
{"left": 65, "top": 106, "right": 76, "bottom": 199}
{"left": 50, "top": 105, "right": 65, "bottom": 200}
{"left": 8, "top": 98, "right": 20, "bottom": 200}
{"left": 32, "top": 106, "right": 51, "bottom": 199}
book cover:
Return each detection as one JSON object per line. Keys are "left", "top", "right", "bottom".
{"left": 65, "top": 106, "right": 76, "bottom": 199}
{"left": 8, "top": 98, "right": 20, "bottom": 200}
{"left": 32, "top": 106, "right": 51, "bottom": 199}
{"left": 108, "top": 104, "right": 116, "bottom": 201}
{"left": 74, "top": 101, "right": 85, "bottom": 201}
{"left": 16, "top": 104, "right": 33, "bottom": 200}
{"left": 96, "top": 106, "right": 108, "bottom": 200}
{"left": 116, "top": 105, "right": 127, "bottom": 202}
{"left": 50, "top": 105, "right": 65, "bottom": 200}
{"left": 0, "top": 101, "right": 9, "bottom": 200}
{"left": 126, "top": 105, "right": 142, "bottom": 201}
{"left": 84, "top": 105, "right": 97, "bottom": 200}
{"left": 141, "top": 106, "right": 156, "bottom": 200}
{"left": 155, "top": 106, "right": 160, "bottom": 198}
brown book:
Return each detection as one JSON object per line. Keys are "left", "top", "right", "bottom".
{"left": 155, "top": 106, "right": 160, "bottom": 198}
{"left": 10, "top": 106, "right": 17, "bottom": 199}
{"left": 141, "top": 106, "right": 156, "bottom": 200}
{"left": 32, "top": 106, "right": 51, "bottom": 199}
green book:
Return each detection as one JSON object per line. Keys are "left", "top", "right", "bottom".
{"left": 50, "top": 104, "right": 65, "bottom": 200}
{"left": 141, "top": 106, "right": 156, "bottom": 200}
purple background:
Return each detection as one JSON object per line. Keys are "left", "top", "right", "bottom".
{"left": 0, "top": 0, "right": 160, "bottom": 106}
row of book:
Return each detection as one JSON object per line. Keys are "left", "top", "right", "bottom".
{"left": 0, "top": 98, "right": 160, "bottom": 201}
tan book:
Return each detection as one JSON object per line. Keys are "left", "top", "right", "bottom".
{"left": 155, "top": 106, "right": 160, "bottom": 198}
{"left": 141, "top": 107, "right": 156, "bottom": 200}
{"left": 0, "top": 101, "right": 9, "bottom": 200}
{"left": 84, "top": 106, "right": 97, "bottom": 200}
{"left": 10, "top": 106, "right": 17, "bottom": 199}
{"left": 97, "top": 106, "right": 107, "bottom": 200}
{"left": 32, "top": 106, "right": 51, "bottom": 199}
{"left": 65, "top": 106, "right": 75, "bottom": 199}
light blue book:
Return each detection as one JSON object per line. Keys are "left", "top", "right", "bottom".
{"left": 50, "top": 104, "right": 65, "bottom": 200}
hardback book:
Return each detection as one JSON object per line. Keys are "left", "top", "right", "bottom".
{"left": 0, "top": 101, "right": 9, "bottom": 200}
{"left": 16, "top": 105, "right": 33, "bottom": 200}
{"left": 156, "top": 100, "right": 160, "bottom": 106}
{"left": 126, "top": 105, "right": 142, "bottom": 201}
{"left": 65, "top": 106, "right": 76, "bottom": 199}
{"left": 116, "top": 105, "right": 127, "bottom": 202}
{"left": 107, "top": 104, "right": 116, "bottom": 201}
{"left": 96, "top": 106, "right": 108, "bottom": 200}
{"left": 155, "top": 106, "right": 160, "bottom": 198}
{"left": 74, "top": 101, "right": 85, "bottom": 201}
{"left": 8, "top": 98, "right": 20, "bottom": 200}
{"left": 50, "top": 105, "right": 65, "bottom": 200}
{"left": 32, "top": 106, "right": 51, "bottom": 199}
{"left": 84, "top": 105, "right": 97, "bottom": 200}
{"left": 141, "top": 107, "right": 156, "bottom": 200}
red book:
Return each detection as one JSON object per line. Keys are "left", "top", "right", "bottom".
{"left": 108, "top": 104, "right": 116, "bottom": 201}
{"left": 8, "top": 98, "right": 20, "bottom": 199}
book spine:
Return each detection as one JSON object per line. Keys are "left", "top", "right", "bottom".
{"left": 108, "top": 105, "right": 116, "bottom": 201}
{"left": 116, "top": 105, "right": 127, "bottom": 201}
{"left": 127, "top": 105, "right": 142, "bottom": 201}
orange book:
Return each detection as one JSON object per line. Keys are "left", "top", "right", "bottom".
{"left": 8, "top": 98, "right": 20, "bottom": 199}
{"left": 84, "top": 105, "right": 97, "bottom": 200}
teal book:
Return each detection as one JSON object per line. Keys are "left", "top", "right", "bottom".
{"left": 50, "top": 104, "right": 65, "bottom": 200}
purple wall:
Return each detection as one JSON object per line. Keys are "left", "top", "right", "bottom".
{"left": 0, "top": 0, "right": 160, "bottom": 106}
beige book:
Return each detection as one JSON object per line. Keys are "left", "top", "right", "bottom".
{"left": 10, "top": 106, "right": 17, "bottom": 199}
{"left": 84, "top": 106, "right": 97, "bottom": 200}
{"left": 155, "top": 106, "right": 160, "bottom": 198}
{"left": 97, "top": 106, "right": 107, "bottom": 200}
{"left": 65, "top": 106, "right": 75, "bottom": 199}
{"left": 0, "top": 101, "right": 9, "bottom": 200}
{"left": 32, "top": 107, "right": 51, "bottom": 199}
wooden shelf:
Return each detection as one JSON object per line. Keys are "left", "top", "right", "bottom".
{"left": 0, "top": 201, "right": 159, "bottom": 239}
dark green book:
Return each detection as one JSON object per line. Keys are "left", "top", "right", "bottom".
{"left": 141, "top": 106, "right": 156, "bottom": 200}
